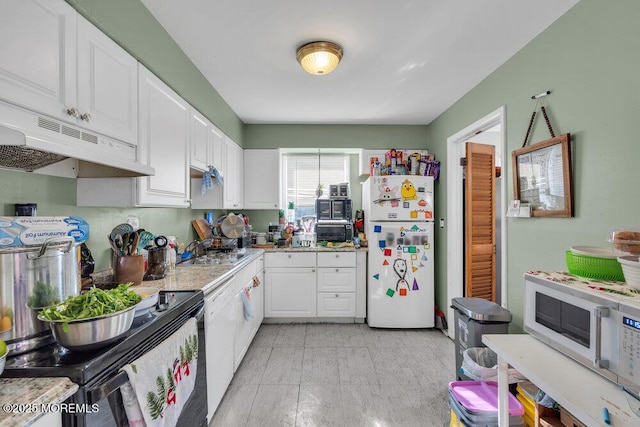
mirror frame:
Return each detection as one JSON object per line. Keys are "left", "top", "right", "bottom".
{"left": 511, "top": 133, "right": 573, "bottom": 217}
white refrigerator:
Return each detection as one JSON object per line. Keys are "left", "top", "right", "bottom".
{"left": 362, "top": 175, "right": 435, "bottom": 328}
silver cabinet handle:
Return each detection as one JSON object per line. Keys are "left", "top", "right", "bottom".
{"left": 288, "top": 254, "right": 292, "bottom": 258}
{"left": 66, "top": 107, "right": 80, "bottom": 118}
{"left": 80, "top": 112, "right": 91, "bottom": 122}
{"left": 335, "top": 254, "right": 339, "bottom": 258}
{"left": 312, "top": 269, "right": 315, "bottom": 273}
{"left": 335, "top": 268, "right": 339, "bottom": 272}
{"left": 335, "top": 294, "right": 339, "bottom": 298}
{"left": 594, "top": 306, "right": 610, "bottom": 369}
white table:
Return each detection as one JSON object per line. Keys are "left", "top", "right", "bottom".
{"left": 482, "top": 334, "right": 639, "bottom": 427}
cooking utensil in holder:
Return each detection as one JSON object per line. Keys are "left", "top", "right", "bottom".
{"left": 114, "top": 255, "right": 145, "bottom": 286}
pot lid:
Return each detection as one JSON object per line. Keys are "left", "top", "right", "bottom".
{"left": 219, "top": 214, "right": 244, "bottom": 239}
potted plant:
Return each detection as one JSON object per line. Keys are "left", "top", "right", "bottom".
{"left": 316, "top": 184, "right": 324, "bottom": 197}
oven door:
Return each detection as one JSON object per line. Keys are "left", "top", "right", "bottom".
{"left": 64, "top": 305, "right": 207, "bottom": 427}
{"left": 523, "top": 275, "right": 620, "bottom": 382}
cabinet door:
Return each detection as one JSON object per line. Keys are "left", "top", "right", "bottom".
{"left": 317, "top": 267, "right": 356, "bottom": 292}
{"left": 137, "top": 65, "right": 190, "bottom": 207}
{"left": 190, "top": 109, "right": 210, "bottom": 172}
{"left": 223, "top": 137, "right": 243, "bottom": 209}
{"left": 233, "top": 283, "right": 257, "bottom": 370}
{"left": 76, "top": 15, "right": 138, "bottom": 144}
{"left": 0, "top": 0, "right": 76, "bottom": 122}
{"left": 253, "top": 271, "right": 264, "bottom": 327}
{"left": 205, "top": 290, "right": 235, "bottom": 420}
{"left": 210, "top": 124, "right": 225, "bottom": 172}
{"left": 265, "top": 267, "right": 316, "bottom": 317}
{"left": 317, "top": 292, "right": 356, "bottom": 317}
{"left": 244, "top": 149, "right": 280, "bottom": 209}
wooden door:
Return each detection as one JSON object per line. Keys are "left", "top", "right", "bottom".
{"left": 465, "top": 142, "right": 496, "bottom": 300}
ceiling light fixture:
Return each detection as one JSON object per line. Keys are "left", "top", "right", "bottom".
{"left": 296, "top": 41, "right": 343, "bottom": 76}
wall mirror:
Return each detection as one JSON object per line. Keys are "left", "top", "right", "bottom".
{"left": 512, "top": 133, "right": 573, "bottom": 217}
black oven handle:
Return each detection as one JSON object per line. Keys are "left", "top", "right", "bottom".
{"left": 89, "top": 371, "right": 129, "bottom": 404}
{"left": 88, "top": 301, "right": 205, "bottom": 404}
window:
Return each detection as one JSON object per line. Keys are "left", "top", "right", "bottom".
{"left": 282, "top": 153, "right": 350, "bottom": 220}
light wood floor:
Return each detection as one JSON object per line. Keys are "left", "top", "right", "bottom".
{"left": 210, "top": 323, "right": 455, "bottom": 426}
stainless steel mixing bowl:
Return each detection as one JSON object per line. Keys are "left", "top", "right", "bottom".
{"left": 38, "top": 305, "right": 135, "bottom": 351}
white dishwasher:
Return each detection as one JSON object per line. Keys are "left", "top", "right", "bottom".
{"left": 205, "top": 277, "right": 236, "bottom": 421}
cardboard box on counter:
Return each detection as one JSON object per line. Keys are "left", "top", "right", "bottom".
{"left": 0, "top": 216, "right": 89, "bottom": 247}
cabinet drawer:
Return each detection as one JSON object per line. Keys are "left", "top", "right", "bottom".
{"left": 317, "top": 268, "right": 356, "bottom": 292}
{"left": 317, "top": 251, "right": 356, "bottom": 267}
{"left": 265, "top": 252, "right": 316, "bottom": 268}
{"left": 317, "top": 292, "right": 356, "bottom": 317}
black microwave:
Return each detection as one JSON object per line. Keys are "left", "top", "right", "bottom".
{"left": 316, "top": 198, "right": 352, "bottom": 221}
{"left": 315, "top": 221, "right": 354, "bottom": 243}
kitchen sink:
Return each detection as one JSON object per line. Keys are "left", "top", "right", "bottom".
{"left": 177, "top": 251, "right": 245, "bottom": 266}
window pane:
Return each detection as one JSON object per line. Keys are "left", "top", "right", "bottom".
{"left": 283, "top": 153, "right": 349, "bottom": 219}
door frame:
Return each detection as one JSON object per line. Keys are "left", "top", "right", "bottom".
{"left": 446, "top": 106, "right": 507, "bottom": 339}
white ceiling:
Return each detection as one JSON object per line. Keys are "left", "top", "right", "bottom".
{"left": 141, "top": 0, "right": 579, "bottom": 125}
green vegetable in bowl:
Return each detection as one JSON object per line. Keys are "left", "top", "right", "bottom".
{"left": 39, "top": 283, "right": 141, "bottom": 322}
{"left": 28, "top": 281, "right": 60, "bottom": 308}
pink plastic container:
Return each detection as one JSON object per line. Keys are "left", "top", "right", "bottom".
{"left": 449, "top": 381, "right": 524, "bottom": 416}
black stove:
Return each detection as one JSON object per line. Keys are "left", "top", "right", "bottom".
{"left": 2, "top": 290, "right": 208, "bottom": 427}
{"left": 2, "top": 290, "right": 203, "bottom": 385}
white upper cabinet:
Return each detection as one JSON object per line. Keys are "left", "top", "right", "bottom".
{"left": 137, "top": 65, "right": 190, "bottom": 207}
{"left": 189, "top": 108, "right": 225, "bottom": 173}
{"left": 190, "top": 109, "right": 210, "bottom": 172}
{"left": 243, "top": 149, "right": 280, "bottom": 210}
{"left": 0, "top": 0, "right": 76, "bottom": 119}
{"left": 223, "top": 136, "right": 243, "bottom": 210}
{"left": 76, "top": 16, "right": 138, "bottom": 144}
{"left": 0, "top": 0, "right": 138, "bottom": 144}
{"left": 191, "top": 134, "right": 243, "bottom": 209}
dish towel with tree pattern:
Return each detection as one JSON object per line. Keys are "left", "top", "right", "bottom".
{"left": 120, "top": 317, "right": 199, "bottom": 427}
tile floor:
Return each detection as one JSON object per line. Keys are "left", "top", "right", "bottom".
{"left": 210, "top": 323, "right": 456, "bottom": 426}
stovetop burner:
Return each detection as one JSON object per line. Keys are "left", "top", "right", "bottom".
{"left": 2, "top": 290, "right": 204, "bottom": 385}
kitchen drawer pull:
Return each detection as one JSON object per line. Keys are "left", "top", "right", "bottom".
{"left": 335, "top": 254, "right": 340, "bottom": 258}
{"left": 335, "top": 294, "right": 339, "bottom": 298}
{"left": 66, "top": 107, "right": 80, "bottom": 118}
{"left": 335, "top": 268, "right": 339, "bottom": 272}
{"left": 288, "top": 254, "right": 292, "bottom": 258}
{"left": 312, "top": 269, "right": 315, "bottom": 273}
{"left": 80, "top": 112, "right": 92, "bottom": 122}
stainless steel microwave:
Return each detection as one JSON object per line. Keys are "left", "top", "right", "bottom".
{"left": 316, "top": 198, "right": 352, "bottom": 221}
{"left": 524, "top": 273, "right": 640, "bottom": 397}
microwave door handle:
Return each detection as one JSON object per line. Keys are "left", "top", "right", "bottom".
{"left": 594, "top": 306, "right": 610, "bottom": 369}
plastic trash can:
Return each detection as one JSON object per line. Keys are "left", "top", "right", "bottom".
{"left": 451, "top": 297, "right": 512, "bottom": 380}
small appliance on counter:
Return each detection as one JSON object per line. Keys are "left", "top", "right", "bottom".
{"left": 316, "top": 198, "right": 353, "bottom": 221}
{"left": 315, "top": 220, "right": 354, "bottom": 243}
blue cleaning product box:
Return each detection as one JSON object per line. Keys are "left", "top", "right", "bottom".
{"left": 0, "top": 216, "right": 89, "bottom": 247}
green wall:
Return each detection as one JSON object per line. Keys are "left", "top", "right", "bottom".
{"left": 426, "top": 0, "right": 640, "bottom": 330}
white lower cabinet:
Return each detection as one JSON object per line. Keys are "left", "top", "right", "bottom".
{"left": 317, "top": 252, "right": 356, "bottom": 317}
{"left": 264, "top": 251, "right": 361, "bottom": 319}
{"left": 265, "top": 267, "right": 316, "bottom": 317}
{"left": 233, "top": 273, "right": 264, "bottom": 371}
{"left": 204, "top": 282, "right": 235, "bottom": 421}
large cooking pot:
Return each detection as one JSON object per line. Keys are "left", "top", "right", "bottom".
{"left": 0, "top": 237, "right": 81, "bottom": 355}
{"left": 215, "top": 213, "right": 245, "bottom": 239}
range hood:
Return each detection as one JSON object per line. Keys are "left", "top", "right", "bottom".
{"left": 0, "top": 101, "right": 155, "bottom": 178}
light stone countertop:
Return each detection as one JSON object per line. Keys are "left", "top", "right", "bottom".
{"left": 130, "top": 246, "right": 366, "bottom": 294}
{"left": 0, "top": 377, "right": 78, "bottom": 427}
